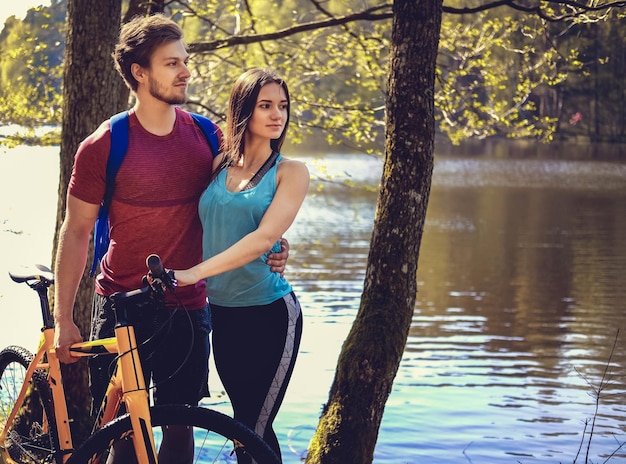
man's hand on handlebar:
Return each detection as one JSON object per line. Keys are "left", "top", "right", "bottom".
{"left": 53, "top": 320, "right": 83, "bottom": 364}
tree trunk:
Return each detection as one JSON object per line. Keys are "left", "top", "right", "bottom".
{"left": 305, "top": 0, "right": 443, "bottom": 462}
{"left": 51, "top": 0, "right": 123, "bottom": 444}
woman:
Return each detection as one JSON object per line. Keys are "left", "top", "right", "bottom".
{"left": 175, "top": 68, "right": 309, "bottom": 462}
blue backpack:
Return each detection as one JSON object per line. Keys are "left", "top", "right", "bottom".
{"left": 89, "top": 110, "right": 220, "bottom": 277}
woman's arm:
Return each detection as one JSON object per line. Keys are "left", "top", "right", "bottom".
{"left": 176, "top": 159, "right": 309, "bottom": 285}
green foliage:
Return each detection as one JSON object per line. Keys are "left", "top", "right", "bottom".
{"left": 177, "top": 0, "right": 389, "bottom": 153}
{"left": 0, "top": 1, "right": 65, "bottom": 140}
{"left": 437, "top": 12, "right": 563, "bottom": 143}
{"left": 554, "top": 10, "right": 626, "bottom": 142}
{"left": 0, "top": 0, "right": 625, "bottom": 148}
{"left": 434, "top": 5, "right": 626, "bottom": 144}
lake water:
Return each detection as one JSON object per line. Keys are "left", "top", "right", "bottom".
{"left": 1, "top": 144, "right": 626, "bottom": 463}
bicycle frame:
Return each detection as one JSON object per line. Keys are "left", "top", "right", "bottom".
{"left": 70, "top": 325, "right": 158, "bottom": 464}
{"left": 2, "top": 260, "right": 283, "bottom": 464}
{"left": 0, "top": 270, "right": 159, "bottom": 464}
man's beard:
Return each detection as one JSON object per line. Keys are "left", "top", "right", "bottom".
{"left": 148, "top": 76, "right": 187, "bottom": 105}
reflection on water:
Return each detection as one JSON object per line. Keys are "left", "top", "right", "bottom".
{"left": 1, "top": 148, "right": 626, "bottom": 463}
{"left": 281, "top": 154, "right": 626, "bottom": 463}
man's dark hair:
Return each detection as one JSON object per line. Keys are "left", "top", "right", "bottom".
{"left": 112, "top": 14, "right": 185, "bottom": 91}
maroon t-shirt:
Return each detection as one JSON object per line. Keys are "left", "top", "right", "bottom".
{"left": 69, "top": 108, "right": 218, "bottom": 309}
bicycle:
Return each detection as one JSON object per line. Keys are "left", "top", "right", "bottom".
{"left": 0, "top": 255, "right": 280, "bottom": 464}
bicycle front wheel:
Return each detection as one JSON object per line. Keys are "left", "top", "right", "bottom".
{"left": 0, "top": 345, "right": 59, "bottom": 464}
{"left": 68, "top": 404, "right": 281, "bottom": 464}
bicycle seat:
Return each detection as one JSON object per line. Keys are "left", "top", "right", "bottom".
{"left": 8, "top": 264, "right": 55, "bottom": 284}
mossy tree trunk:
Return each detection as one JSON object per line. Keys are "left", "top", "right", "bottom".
{"left": 305, "top": 0, "right": 443, "bottom": 462}
{"left": 51, "top": 0, "right": 123, "bottom": 445}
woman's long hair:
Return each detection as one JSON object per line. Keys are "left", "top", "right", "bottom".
{"left": 213, "top": 68, "right": 290, "bottom": 181}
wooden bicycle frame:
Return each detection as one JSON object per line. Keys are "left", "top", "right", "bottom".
{"left": 0, "top": 317, "right": 159, "bottom": 464}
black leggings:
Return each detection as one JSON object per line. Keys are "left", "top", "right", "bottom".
{"left": 211, "top": 292, "right": 302, "bottom": 463}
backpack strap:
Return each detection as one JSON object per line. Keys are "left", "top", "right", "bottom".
{"left": 89, "top": 111, "right": 130, "bottom": 277}
{"left": 190, "top": 112, "right": 220, "bottom": 158}
{"left": 241, "top": 151, "right": 280, "bottom": 191}
{"left": 104, "top": 112, "right": 130, "bottom": 207}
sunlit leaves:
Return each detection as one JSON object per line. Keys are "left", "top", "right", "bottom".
{"left": 170, "top": 0, "right": 390, "bottom": 154}
{"left": 0, "top": 5, "right": 64, "bottom": 134}
{"left": 436, "top": 12, "right": 568, "bottom": 143}
{"left": 1, "top": 0, "right": 624, "bottom": 148}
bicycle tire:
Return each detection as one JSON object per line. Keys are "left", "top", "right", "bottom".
{"left": 0, "top": 345, "right": 60, "bottom": 464}
{"left": 68, "top": 404, "right": 281, "bottom": 464}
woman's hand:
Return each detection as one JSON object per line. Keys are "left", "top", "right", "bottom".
{"left": 172, "top": 268, "right": 197, "bottom": 287}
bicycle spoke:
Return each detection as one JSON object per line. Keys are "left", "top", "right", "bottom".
{"left": 0, "top": 346, "right": 57, "bottom": 464}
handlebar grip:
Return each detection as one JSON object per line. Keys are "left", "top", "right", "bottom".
{"left": 146, "top": 254, "right": 165, "bottom": 277}
{"left": 146, "top": 254, "right": 177, "bottom": 290}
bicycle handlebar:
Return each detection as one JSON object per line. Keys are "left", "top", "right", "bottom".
{"left": 7, "top": 256, "right": 176, "bottom": 329}
{"left": 110, "top": 254, "right": 176, "bottom": 304}
{"left": 146, "top": 254, "right": 165, "bottom": 276}
{"left": 146, "top": 254, "right": 177, "bottom": 291}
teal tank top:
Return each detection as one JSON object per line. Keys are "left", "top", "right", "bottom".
{"left": 198, "top": 154, "right": 292, "bottom": 306}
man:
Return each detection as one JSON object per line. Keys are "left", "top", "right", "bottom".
{"left": 53, "top": 14, "right": 288, "bottom": 463}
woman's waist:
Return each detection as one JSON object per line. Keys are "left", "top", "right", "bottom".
{"left": 206, "top": 269, "right": 291, "bottom": 306}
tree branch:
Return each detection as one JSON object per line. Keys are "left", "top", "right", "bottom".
{"left": 188, "top": 6, "right": 392, "bottom": 53}
{"left": 186, "top": 0, "right": 623, "bottom": 53}
{"left": 443, "top": 0, "right": 626, "bottom": 22}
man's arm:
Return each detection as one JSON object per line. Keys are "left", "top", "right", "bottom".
{"left": 53, "top": 195, "right": 100, "bottom": 364}
{"left": 267, "top": 237, "right": 290, "bottom": 275}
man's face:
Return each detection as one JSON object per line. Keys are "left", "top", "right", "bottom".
{"left": 144, "top": 40, "right": 191, "bottom": 105}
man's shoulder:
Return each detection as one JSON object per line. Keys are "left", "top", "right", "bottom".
{"left": 175, "top": 107, "right": 222, "bottom": 153}
{"left": 175, "top": 107, "right": 220, "bottom": 130}
{"left": 78, "top": 119, "right": 113, "bottom": 155}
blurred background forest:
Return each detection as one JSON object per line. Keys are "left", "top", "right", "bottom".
{"left": 0, "top": 0, "right": 624, "bottom": 151}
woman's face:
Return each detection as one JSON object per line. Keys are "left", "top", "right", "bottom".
{"left": 246, "top": 82, "right": 288, "bottom": 143}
